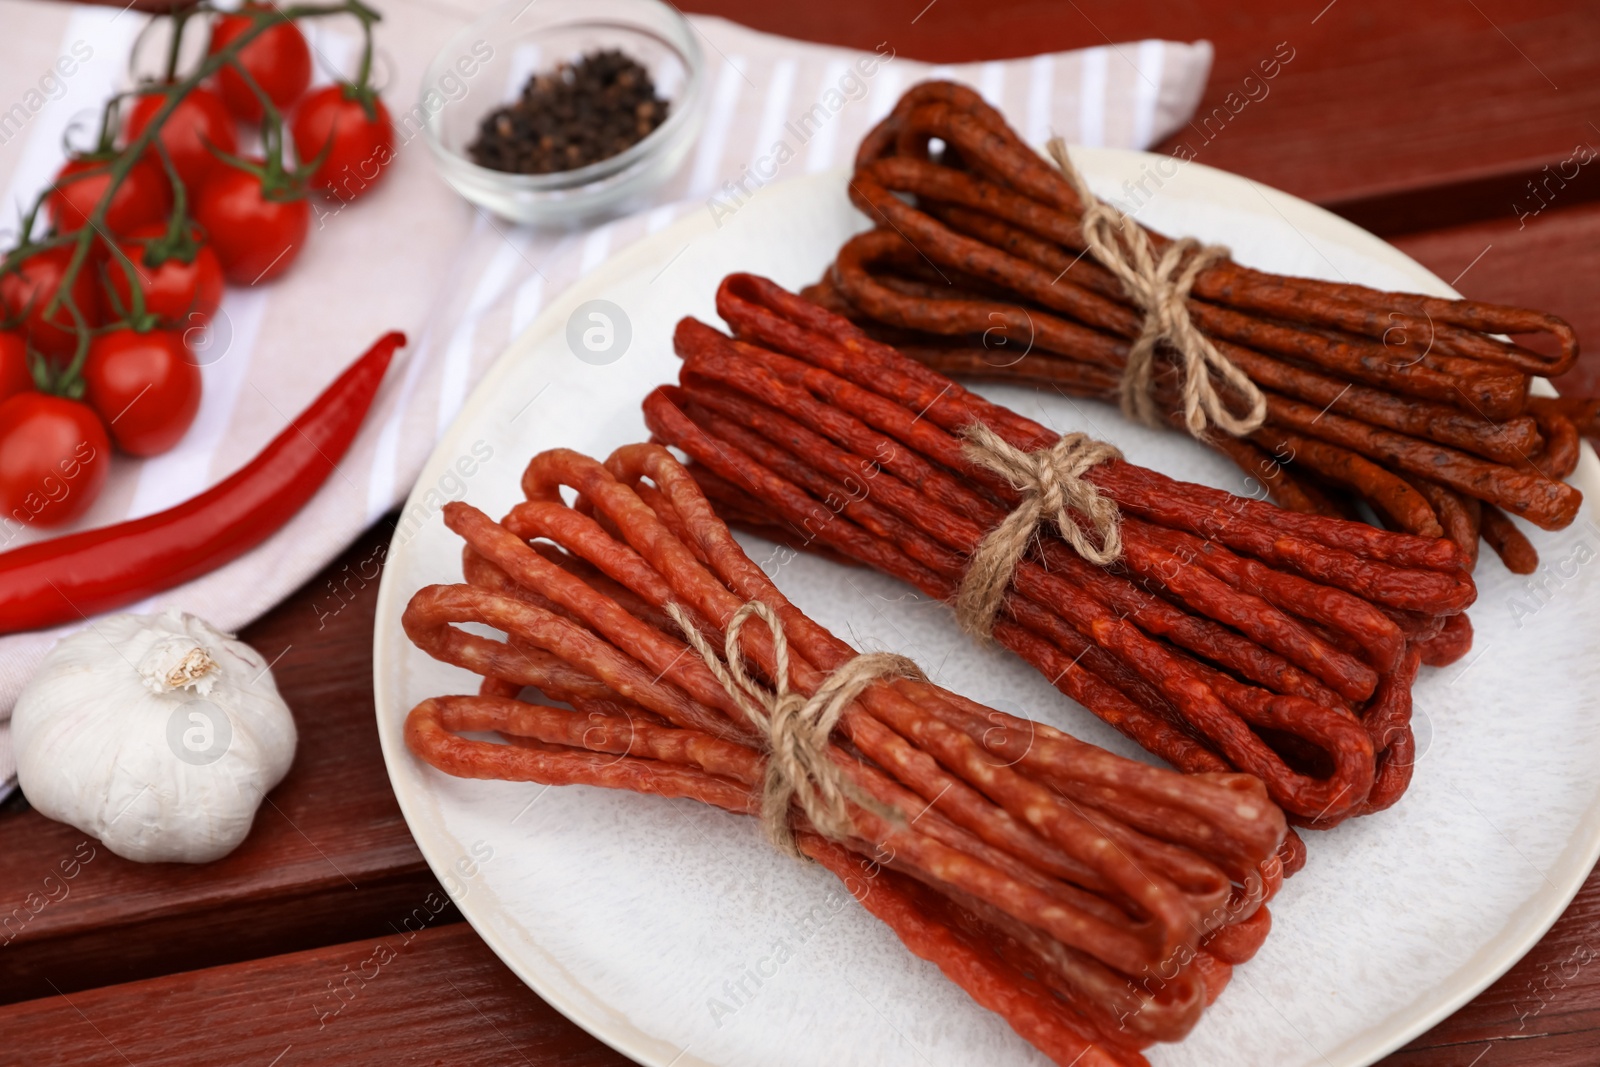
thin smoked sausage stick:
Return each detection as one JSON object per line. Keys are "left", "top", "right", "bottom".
{"left": 639, "top": 274, "right": 1472, "bottom": 832}
{"left": 401, "top": 442, "right": 1289, "bottom": 1065}
{"left": 821, "top": 81, "right": 1585, "bottom": 570}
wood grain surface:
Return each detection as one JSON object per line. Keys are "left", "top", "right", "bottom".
{"left": 682, "top": 0, "right": 1600, "bottom": 235}
{"left": 0, "top": 521, "right": 447, "bottom": 1005}
{"left": 3, "top": 0, "right": 1597, "bottom": 1064}
{"left": 1394, "top": 200, "right": 1600, "bottom": 393}
{"left": 73, "top": 0, "right": 1600, "bottom": 232}
{"left": 1, "top": 880, "right": 1596, "bottom": 1065}
{"left": 0, "top": 924, "right": 619, "bottom": 1067}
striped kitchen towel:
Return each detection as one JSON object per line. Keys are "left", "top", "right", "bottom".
{"left": 0, "top": 0, "right": 1211, "bottom": 797}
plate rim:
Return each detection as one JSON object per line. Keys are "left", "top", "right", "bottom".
{"left": 372, "top": 152, "right": 1600, "bottom": 1067}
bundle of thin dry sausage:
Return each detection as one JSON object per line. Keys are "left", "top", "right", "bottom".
{"left": 643, "top": 274, "right": 1478, "bottom": 844}
{"left": 804, "top": 80, "right": 1584, "bottom": 575}
{"left": 402, "top": 443, "right": 1289, "bottom": 1067}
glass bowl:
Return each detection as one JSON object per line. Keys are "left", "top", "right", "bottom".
{"left": 419, "top": 0, "right": 707, "bottom": 227}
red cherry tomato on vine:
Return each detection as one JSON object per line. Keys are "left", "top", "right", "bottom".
{"left": 0, "top": 393, "right": 110, "bottom": 527}
{"left": 291, "top": 85, "right": 395, "bottom": 199}
{"left": 83, "top": 328, "right": 202, "bottom": 457}
{"left": 125, "top": 85, "right": 239, "bottom": 193}
{"left": 0, "top": 247, "right": 102, "bottom": 359}
{"left": 106, "top": 224, "right": 225, "bottom": 327}
{"left": 0, "top": 332, "right": 33, "bottom": 403}
{"left": 209, "top": 7, "right": 312, "bottom": 124}
{"left": 195, "top": 165, "right": 309, "bottom": 285}
{"left": 47, "top": 156, "right": 173, "bottom": 236}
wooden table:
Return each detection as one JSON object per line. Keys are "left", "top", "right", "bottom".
{"left": 5, "top": 1, "right": 1600, "bottom": 1063}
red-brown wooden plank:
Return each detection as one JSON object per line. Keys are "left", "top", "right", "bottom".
{"left": 0, "top": 520, "right": 442, "bottom": 1005}
{"left": 67, "top": 0, "right": 1600, "bottom": 232}
{"left": 1393, "top": 199, "right": 1600, "bottom": 394}
{"left": 0, "top": 923, "right": 625, "bottom": 1067}
{"left": 679, "top": 0, "right": 1600, "bottom": 234}
{"left": 2, "top": 868, "right": 1596, "bottom": 1067}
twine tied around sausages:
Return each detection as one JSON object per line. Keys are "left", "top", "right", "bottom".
{"left": 955, "top": 422, "right": 1124, "bottom": 640}
{"left": 1046, "top": 138, "right": 1267, "bottom": 439}
{"left": 665, "top": 599, "right": 922, "bottom": 859}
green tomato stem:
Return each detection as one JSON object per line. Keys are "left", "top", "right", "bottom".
{"left": 9, "top": 0, "right": 382, "bottom": 398}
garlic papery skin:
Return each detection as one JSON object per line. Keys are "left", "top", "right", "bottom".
{"left": 12, "top": 609, "right": 297, "bottom": 864}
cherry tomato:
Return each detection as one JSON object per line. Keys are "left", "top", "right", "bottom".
{"left": 83, "top": 328, "right": 202, "bottom": 456}
{"left": 0, "top": 392, "right": 110, "bottom": 527}
{"left": 210, "top": 7, "right": 312, "bottom": 124}
{"left": 125, "top": 85, "right": 239, "bottom": 193}
{"left": 0, "top": 247, "right": 101, "bottom": 359}
{"left": 47, "top": 156, "right": 173, "bottom": 236}
{"left": 106, "top": 224, "right": 225, "bottom": 326}
{"left": 194, "top": 165, "right": 309, "bottom": 284}
{"left": 0, "top": 332, "right": 33, "bottom": 402}
{"left": 291, "top": 85, "right": 395, "bottom": 199}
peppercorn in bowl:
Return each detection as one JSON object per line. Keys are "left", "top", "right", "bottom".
{"left": 419, "top": 0, "right": 707, "bottom": 225}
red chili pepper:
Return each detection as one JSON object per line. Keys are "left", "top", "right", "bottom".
{"left": 0, "top": 331, "right": 404, "bottom": 635}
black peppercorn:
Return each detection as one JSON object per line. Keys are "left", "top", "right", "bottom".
{"left": 467, "top": 49, "right": 671, "bottom": 175}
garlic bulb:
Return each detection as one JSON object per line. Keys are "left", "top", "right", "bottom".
{"left": 12, "top": 609, "right": 297, "bottom": 863}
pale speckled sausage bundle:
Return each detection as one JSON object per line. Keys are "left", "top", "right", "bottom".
{"left": 401, "top": 441, "right": 1289, "bottom": 1067}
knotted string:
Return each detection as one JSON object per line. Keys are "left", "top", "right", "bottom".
{"left": 955, "top": 423, "right": 1123, "bottom": 639}
{"left": 665, "top": 599, "right": 922, "bottom": 859}
{"left": 1046, "top": 138, "right": 1267, "bottom": 439}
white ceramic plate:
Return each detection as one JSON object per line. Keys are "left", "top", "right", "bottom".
{"left": 373, "top": 154, "right": 1600, "bottom": 1067}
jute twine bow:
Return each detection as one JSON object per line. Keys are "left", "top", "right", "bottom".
{"left": 665, "top": 599, "right": 923, "bottom": 859}
{"left": 955, "top": 423, "right": 1124, "bottom": 640}
{"left": 1046, "top": 138, "right": 1267, "bottom": 439}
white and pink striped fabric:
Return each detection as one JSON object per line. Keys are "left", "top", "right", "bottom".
{"left": 0, "top": 0, "right": 1212, "bottom": 795}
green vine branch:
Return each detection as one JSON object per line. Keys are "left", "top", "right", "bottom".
{"left": 0, "top": 0, "right": 381, "bottom": 396}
